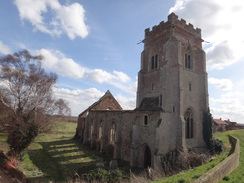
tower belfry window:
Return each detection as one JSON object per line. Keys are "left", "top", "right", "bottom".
{"left": 151, "top": 54, "right": 158, "bottom": 70}
{"left": 185, "top": 54, "right": 192, "bottom": 69}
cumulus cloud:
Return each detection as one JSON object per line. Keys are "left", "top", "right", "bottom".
{"left": 37, "top": 48, "right": 135, "bottom": 94}
{"left": 39, "top": 49, "right": 86, "bottom": 79}
{"left": 210, "top": 92, "right": 244, "bottom": 122}
{"left": 169, "top": 0, "right": 244, "bottom": 70}
{"left": 208, "top": 77, "right": 233, "bottom": 91}
{"left": 0, "top": 41, "right": 11, "bottom": 55}
{"left": 14, "top": 0, "right": 89, "bottom": 39}
{"left": 53, "top": 87, "right": 136, "bottom": 116}
{"left": 86, "top": 69, "right": 135, "bottom": 95}
{"left": 116, "top": 95, "right": 136, "bottom": 110}
{"left": 86, "top": 69, "right": 130, "bottom": 84}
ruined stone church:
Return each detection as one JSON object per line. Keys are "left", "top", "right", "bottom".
{"left": 75, "top": 13, "right": 208, "bottom": 168}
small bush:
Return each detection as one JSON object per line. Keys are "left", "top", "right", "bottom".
{"left": 82, "top": 168, "right": 123, "bottom": 183}
{"left": 223, "top": 176, "right": 230, "bottom": 181}
{"left": 178, "top": 179, "right": 186, "bottom": 183}
{"left": 192, "top": 174, "right": 201, "bottom": 179}
{"left": 107, "top": 169, "right": 123, "bottom": 183}
{"left": 212, "top": 138, "right": 223, "bottom": 154}
{"left": 0, "top": 150, "right": 8, "bottom": 167}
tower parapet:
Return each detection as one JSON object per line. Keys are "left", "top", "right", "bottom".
{"left": 145, "top": 12, "right": 201, "bottom": 39}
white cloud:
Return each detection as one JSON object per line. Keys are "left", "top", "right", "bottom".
{"left": 0, "top": 41, "right": 11, "bottom": 55}
{"left": 210, "top": 93, "right": 244, "bottom": 123}
{"left": 116, "top": 94, "right": 136, "bottom": 110}
{"left": 86, "top": 69, "right": 130, "bottom": 84}
{"left": 55, "top": 3, "right": 88, "bottom": 40}
{"left": 39, "top": 49, "right": 86, "bottom": 79}
{"left": 53, "top": 87, "right": 104, "bottom": 116}
{"left": 14, "top": 0, "right": 89, "bottom": 39}
{"left": 169, "top": 0, "right": 244, "bottom": 70}
{"left": 53, "top": 87, "right": 136, "bottom": 116}
{"left": 208, "top": 77, "right": 233, "bottom": 91}
{"left": 38, "top": 49, "right": 135, "bottom": 94}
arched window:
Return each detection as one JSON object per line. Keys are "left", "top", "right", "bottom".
{"left": 98, "top": 120, "right": 103, "bottom": 139}
{"left": 110, "top": 122, "right": 116, "bottom": 143}
{"left": 151, "top": 54, "right": 158, "bottom": 70}
{"left": 90, "top": 124, "right": 94, "bottom": 138}
{"left": 184, "top": 108, "right": 194, "bottom": 139}
{"left": 185, "top": 54, "right": 192, "bottom": 69}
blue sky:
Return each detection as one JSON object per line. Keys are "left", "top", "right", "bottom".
{"left": 0, "top": 0, "right": 244, "bottom": 123}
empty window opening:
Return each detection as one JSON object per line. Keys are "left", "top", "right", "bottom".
{"left": 90, "top": 124, "right": 94, "bottom": 138}
{"left": 151, "top": 54, "right": 158, "bottom": 70}
{"left": 144, "top": 115, "right": 148, "bottom": 125}
{"left": 151, "top": 56, "right": 155, "bottom": 70}
{"left": 189, "top": 83, "right": 192, "bottom": 91}
{"left": 98, "top": 121, "right": 103, "bottom": 139}
{"left": 155, "top": 55, "right": 158, "bottom": 69}
{"left": 110, "top": 122, "right": 116, "bottom": 143}
{"left": 151, "top": 83, "right": 154, "bottom": 90}
{"left": 173, "top": 106, "right": 175, "bottom": 113}
{"left": 159, "top": 94, "right": 163, "bottom": 107}
{"left": 184, "top": 108, "right": 193, "bottom": 139}
{"left": 185, "top": 54, "right": 192, "bottom": 69}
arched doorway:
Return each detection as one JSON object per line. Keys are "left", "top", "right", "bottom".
{"left": 143, "top": 146, "right": 151, "bottom": 168}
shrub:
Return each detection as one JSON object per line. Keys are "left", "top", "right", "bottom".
{"left": 212, "top": 138, "right": 223, "bottom": 154}
{"left": 107, "top": 169, "right": 123, "bottom": 183}
{"left": 0, "top": 150, "right": 7, "bottom": 167}
{"left": 178, "top": 179, "right": 186, "bottom": 183}
{"left": 223, "top": 176, "right": 230, "bottom": 181}
{"left": 82, "top": 168, "right": 123, "bottom": 183}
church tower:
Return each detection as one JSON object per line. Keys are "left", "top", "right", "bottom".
{"left": 136, "top": 13, "right": 208, "bottom": 151}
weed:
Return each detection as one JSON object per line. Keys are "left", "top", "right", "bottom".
{"left": 178, "top": 179, "right": 186, "bottom": 183}
{"left": 223, "top": 176, "right": 230, "bottom": 181}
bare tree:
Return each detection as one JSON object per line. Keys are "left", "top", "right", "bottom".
{"left": 0, "top": 50, "right": 70, "bottom": 154}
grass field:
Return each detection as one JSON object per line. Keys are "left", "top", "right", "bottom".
{"left": 16, "top": 121, "right": 113, "bottom": 182}
{"left": 153, "top": 129, "right": 244, "bottom": 183}
{"left": 1, "top": 122, "right": 243, "bottom": 183}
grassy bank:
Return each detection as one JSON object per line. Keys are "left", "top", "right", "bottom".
{"left": 153, "top": 129, "right": 244, "bottom": 183}
{"left": 15, "top": 121, "right": 109, "bottom": 182}
{"left": 1, "top": 122, "right": 243, "bottom": 182}
{"left": 218, "top": 130, "right": 244, "bottom": 183}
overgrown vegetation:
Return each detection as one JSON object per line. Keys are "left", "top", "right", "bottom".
{"left": 153, "top": 130, "right": 244, "bottom": 183}
{"left": 1, "top": 120, "right": 243, "bottom": 183}
{"left": 160, "top": 149, "right": 209, "bottom": 176}
{"left": 202, "top": 108, "right": 223, "bottom": 154}
{"left": 81, "top": 168, "right": 123, "bottom": 183}
{"left": 0, "top": 50, "right": 70, "bottom": 155}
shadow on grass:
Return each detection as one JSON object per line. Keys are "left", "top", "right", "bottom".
{"left": 27, "top": 137, "right": 109, "bottom": 182}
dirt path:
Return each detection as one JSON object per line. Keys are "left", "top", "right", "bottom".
{"left": 0, "top": 169, "right": 17, "bottom": 183}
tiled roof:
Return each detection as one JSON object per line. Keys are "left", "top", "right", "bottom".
{"left": 213, "top": 119, "right": 228, "bottom": 125}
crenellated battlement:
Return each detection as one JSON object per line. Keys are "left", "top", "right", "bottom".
{"left": 145, "top": 12, "right": 201, "bottom": 38}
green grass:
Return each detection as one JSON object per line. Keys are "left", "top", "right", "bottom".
{"left": 153, "top": 130, "right": 244, "bottom": 183}
{"left": 14, "top": 121, "right": 109, "bottom": 182}
{"left": 218, "top": 130, "right": 244, "bottom": 183}
{"left": 2, "top": 121, "right": 243, "bottom": 183}
{"left": 51, "top": 121, "right": 77, "bottom": 133}
{"left": 0, "top": 133, "right": 9, "bottom": 153}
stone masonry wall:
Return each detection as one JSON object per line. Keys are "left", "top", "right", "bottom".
{"left": 193, "top": 135, "right": 240, "bottom": 183}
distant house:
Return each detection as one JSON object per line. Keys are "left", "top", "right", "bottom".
{"left": 225, "top": 120, "right": 238, "bottom": 131}
{"left": 213, "top": 118, "right": 244, "bottom": 132}
{"left": 74, "top": 90, "right": 122, "bottom": 141}
{"left": 213, "top": 119, "right": 228, "bottom": 132}
{"left": 236, "top": 123, "right": 244, "bottom": 129}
